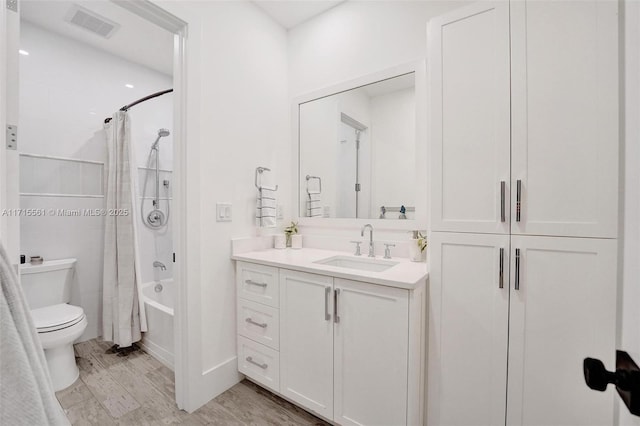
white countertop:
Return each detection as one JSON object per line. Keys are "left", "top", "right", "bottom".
{"left": 231, "top": 248, "right": 428, "bottom": 290}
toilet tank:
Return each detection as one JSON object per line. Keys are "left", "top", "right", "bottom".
{"left": 19, "top": 258, "right": 77, "bottom": 309}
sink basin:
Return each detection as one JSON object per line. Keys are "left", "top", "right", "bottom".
{"left": 314, "top": 255, "right": 398, "bottom": 272}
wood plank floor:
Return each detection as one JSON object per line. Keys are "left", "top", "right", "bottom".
{"left": 57, "top": 339, "right": 329, "bottom": 425}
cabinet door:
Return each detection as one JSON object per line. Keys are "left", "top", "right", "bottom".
{"left": 428, "top": 232, "right": 510, "bottom": 426}
{"left": 507, "top": 236, "right": 617, "bottom": 426}
{"left": 333, "top": 279, "right": 409, "bottom": 426}
{"left": 510, "top": 1, "right": 618, "bottom": 238}
{"left": 279, "top": 270, "right": 334, "bottom": 419}
{"left": 428, "top": 1, "right": 511, "bottom": 234}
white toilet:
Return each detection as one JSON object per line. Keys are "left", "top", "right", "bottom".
{"left": 20, "top": 258, "right": 87, "bottom": 391}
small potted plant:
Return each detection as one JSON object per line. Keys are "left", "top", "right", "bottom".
{"left": 409, "top": 230, "right": 427, "bottom": 262}
{"left": 284, "top": 221, "right": 299, "bottom": 248}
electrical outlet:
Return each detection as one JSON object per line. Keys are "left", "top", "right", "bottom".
{"left": 277, "top": 205, "right": 284, "bottom": 220}
{"left": 216, "top": 202, "right": 232, "bottom": 222}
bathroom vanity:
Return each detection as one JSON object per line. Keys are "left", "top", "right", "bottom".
{"left": 232, "top": 248, "right": 428, "bottom": 426}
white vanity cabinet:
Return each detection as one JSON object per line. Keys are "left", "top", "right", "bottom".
{"left": 235, "top": 260, "right": 427, "bottom": 426}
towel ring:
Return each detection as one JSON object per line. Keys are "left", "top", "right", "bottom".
{"left": 306, "top": 175, "right": 322, "bottom": 195}
{"left": 255, "top": 167, "right": 278, "bottom": 191}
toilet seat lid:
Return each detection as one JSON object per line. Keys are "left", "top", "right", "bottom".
{"left": 31, "top": 303, "right": 84, "bottom": 331}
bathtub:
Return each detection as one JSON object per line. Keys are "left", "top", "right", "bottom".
{"left": 141, "top": 279, "right": 174, "bottom": 370}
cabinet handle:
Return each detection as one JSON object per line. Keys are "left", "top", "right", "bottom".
{"left": 499, "top": 248, "right": 504, "bottom": 289}
{"left": 245, "top": 318, "right": 267, "bottom": 328}
{"left": 515, "top": 248, "right": 521, "bottom": 290}
{"left": 334, "top": 288, "right": 340, "bottom": 323}
{"left": 246, "top": 356, "right": 267, "bottom": 369}
{"left": 516, "top": 180, "right": 522, "bottom": 222}
{"left": 325, "top": 286, "right": 331, "bottom": 321}
{"left": 245, "top": 279, "right": 267, "bottom": 288}
{"left": 500, "top": 181, "right": 506, "bottom": 222}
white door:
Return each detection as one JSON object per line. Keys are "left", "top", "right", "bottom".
{"left": 507, "top": 236, "right": 617, "bottom": 426}
{"left": 428, "top": 1, "right": 511, "bottom": 234}
{"left": 279, "top": 270, "right": 334, "bottom": 420}
{"left": 428, "top": 232, "right": 510, "bottom": 426}
{"left": 510, "top": 0, "right": 619, "bottom": 238}
{"left": 333, "top": 278, "right": 409, "bottom": 426}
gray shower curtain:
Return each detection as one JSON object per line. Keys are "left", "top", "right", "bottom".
{"left": 103, "top": 111, "right": 142, "bottom": 347}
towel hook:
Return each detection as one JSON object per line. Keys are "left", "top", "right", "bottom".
{"left": 305, "top": 175, "right": 322, "bottom": 195}
{"left": 255, "top": 167, "right": 278, "bottom": 191}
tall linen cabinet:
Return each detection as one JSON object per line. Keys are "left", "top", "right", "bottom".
{"left": 427, "top": 1, "right": 619, "bottom": 425}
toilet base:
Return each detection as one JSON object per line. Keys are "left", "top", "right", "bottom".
{"left": 44, "top": 344, "right": 80, "bottom": 391}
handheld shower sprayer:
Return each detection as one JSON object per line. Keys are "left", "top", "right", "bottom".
{"left": 144, "top": 128, "right": 171, "bottom": 229}
{"left": 151, "top": 128, "right": 170, "bottom": 150}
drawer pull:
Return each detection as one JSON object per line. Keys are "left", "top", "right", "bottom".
{"left": 245, "top": 318, "right": 267, "bottom": 328}
{"left": 334, "top": 288, "right": 340, "bottom": 323}
{"left": 246, "top": 356, "right": 268, "bottom": 369}
{"left": 245, "top": 279, "right": 267, "bottom": 288}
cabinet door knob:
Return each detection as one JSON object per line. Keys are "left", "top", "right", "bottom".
{"left": 516, "top": 180, "right": 522, "bottom": 222}
{"left": 500, "top": 181, "right": 506, "bottom": 222}
{"left": 499, "top": 248, "right": 504, "bottom": 289}
{"left": 514, "top": 248, "right": 521, "bottom": 290}
{"left": 334, "top": 288, "right": 340, "bottom": 323}
{"left": 325, "top": 286, "right": 332, "bottom": 321}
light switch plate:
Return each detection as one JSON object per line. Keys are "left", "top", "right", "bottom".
{"left": 216, "top": 202, "right": 232, "bottom": 222}
{"left": 276, "top": 205, "right": 284, "bottom": 220}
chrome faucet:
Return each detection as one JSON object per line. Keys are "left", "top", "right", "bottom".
{"left": 361, "top": 224, "right": 374, "bottom": 257}
{"left": 153, "top": 261, "right": 166, "bottom": 271}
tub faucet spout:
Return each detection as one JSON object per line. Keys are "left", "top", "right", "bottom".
{"left": 153, "top": 261, "right": 166, "bottom": 271}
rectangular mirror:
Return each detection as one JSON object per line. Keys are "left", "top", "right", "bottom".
{"left": 298, "top": 72, "right": 416, "bottom": 220}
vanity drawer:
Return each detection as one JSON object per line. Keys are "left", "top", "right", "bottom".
{"left": 237, "top": 299, "right": 280, "bottom": 350}
{"left": 237, "top": 262, "right": 279, "bottom": 307}
{"left": 238, "top": 336, "right": 280, "bottom": 392}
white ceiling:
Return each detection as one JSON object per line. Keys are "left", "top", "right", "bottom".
{"left": 252, "top": 0, "right": 346, "bottom": 29}
{"left": 20, "top": 1, "right": 174, "bottom": 75}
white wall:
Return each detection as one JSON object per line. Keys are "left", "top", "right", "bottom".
{"left": 289, "top": 0, "right": 470, "bottom": 96}
{"left": 370, "top": 88, "right": 415, "bottom": 217}
{"left": 153, "top": 0, "right": 290, "bottom": 410}
{"left": 620, "top": 0, "right": 640, "bottom": 425}
{"left": 19, "top": 21, "right": 172, "bottom": 341}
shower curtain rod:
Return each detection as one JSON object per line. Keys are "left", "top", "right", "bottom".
{"left": 104, "top": 89, "right": 173, "bottom": 124}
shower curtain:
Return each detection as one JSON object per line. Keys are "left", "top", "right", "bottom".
{"left": 103, "top": 111, "right": 146, "bottom": 348}
{"left": 0, "top": 241, "right": 70, "bottom": 425}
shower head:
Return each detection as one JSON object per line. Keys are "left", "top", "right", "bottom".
{"left": 152, "top": 128, "right": 170, "bottom": 149}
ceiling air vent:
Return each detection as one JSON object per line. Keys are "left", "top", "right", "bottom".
{"left": 64, "top": 5, "right": 120, "bottom": 39}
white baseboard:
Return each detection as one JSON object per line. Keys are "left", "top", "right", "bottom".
{"left": 140, "top": 338, "right": 174, "bottom": 371}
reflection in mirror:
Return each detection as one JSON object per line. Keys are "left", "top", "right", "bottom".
{"left": 299, "top": 72, "right": 416, "bottom": 219}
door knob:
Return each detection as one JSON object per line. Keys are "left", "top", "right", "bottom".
{"left": 584, "top": 350, "right": 640, "bottom": 416}
{"left": 583, "top": 358, "right": 617, "bottom": 391}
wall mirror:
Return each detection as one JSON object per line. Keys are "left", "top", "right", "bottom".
{"left": 297, "top": 67, "right": 423, "bottom": 224}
